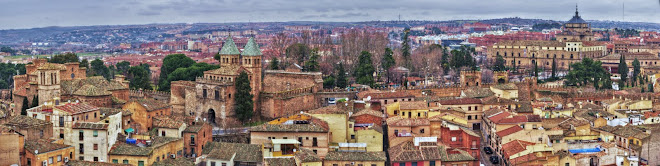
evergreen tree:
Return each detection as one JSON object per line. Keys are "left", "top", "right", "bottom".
{"left": 551, "top": 57, "right": 557, "bottom": 79}
{"left": 158, "top": 54, "right": 195, "bottom": 91}
{"left": 382, "top": 48, "right": 396, "bottom": 80}
{"left": 648, "top": 83, "right": 654, "bottom": 93}
{"left": 440, "top": 46, "right": 449, "bottom": 74}
{"left": 618, "top": 55, "right": 628, "bottom": 83}
{"left": 234, "top": 71, "right": 253, "bottom": 123}
{"left": 79, "top": 59, "right": 89, "bottom": 68}
{"left": 128, "top": 65, "right": 152, "bottom": 90}
{"left": 512, "top": 57, "right": 517, "bottom": 73}
{"left": 90, "top": 59, "right": 111, "bottom": 80}
{"left": 304, "top": 49, "right": 320, "bottom": 72}
{"left": 336, "top": 63, "right": 347, "bottom": 88}
{"left": 213, "top": 53, "right": 221, "bottom": 63}
{"left": 632, "top": 58, "right": 640, "bottom": 87}
{"left": 401, "top": 28, "right": 411, "bottom": 69}
{"left": 493, "top": 53, "right": 506, "bottom": 71}
{"left": 49, "top": 53, "right": 79, "bottom": 64}
{"left": 565, "top": 58, "right": 611, "bottom": 89}
{"left": 354, "top": 51, "right": 375, "bottom": 87}
{"left": 31, "top": 95, "right": 38, "bottom": 108}
{"left": 534, "top": 61, "right": 538, "bottom": 78}
{"left": 21, "top": 97, "right": 28, "bottom": 115}
{"left": 269, "top": 57, "right": 280, "bottom": 70}
{"left": 323, "top": 74, "right": 336, "bottom": 89}
{"left": 115, "top": 61, "right": 131, "bottom": 76}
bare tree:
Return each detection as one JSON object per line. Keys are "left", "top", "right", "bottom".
{"left": 481, "top": 69, "right": 494, "bottom": 84}
{"left": 270, "top": 33, "right": 294, "bottom": 58}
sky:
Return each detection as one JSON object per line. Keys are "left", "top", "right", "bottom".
{"left": 1, "top": 0, "right": 660, "bottom": 30}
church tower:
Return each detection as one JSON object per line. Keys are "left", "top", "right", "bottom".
{"left": 219, "top": 36, "right": 241, "bottom": 67}
{"left": 557, "top": 5, "right": 594, "bottom": 42}
{"left": 241, "top": 37, "right": 263, "bottom": 98}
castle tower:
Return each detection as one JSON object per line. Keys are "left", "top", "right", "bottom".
{"left": 219, "top": 36, "right": 241, "bottom": 67}
{"left": 241, "top": 37, "right": 263, "bottom": 100}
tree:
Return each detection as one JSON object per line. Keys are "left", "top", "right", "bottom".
{"left": 533, "top": 61, "right": 538, "bottom": 78}
{"left": 512, "top": 57, "right": 517, "bottom": 73}
{"left": 618, "top": 55, "right": 628, "bottom": 84}
{"left": 165, "top": 63, "right": 219, "bottom": 85}
{"left": 49, "top": 53, "right": 79, "bottom": 64}
{"left": 565, "top": 58, "right": 611, "bottom": 89}
{"left": 441, "top": 47, "right": 449, "bottom": 74}
{"left": 116, "top": 61, "right": 131, "bottom": 76}
{"left": 304, "top": 49, "right": 320, "bottom": 72}
{"left": 213, "top": 53, "right": 221, "bottom": 63}
{"left": 648, "top": 83, "right": 654, "bottom": 93}
{"left": 128, "top": 65, "right": 152, "bottom": 90}
{"left": 323, "top": 74, "right": 336, "bottom": 89}
{"left": 336, "top": 63, "right": 347, "bottom": 88}
{"left": 551, "top": 57, "right": 557, "bottom": 79}
{"left": 234, "top": 71, "right": 253, "bottom": 123}
{"left": 354, "top": 51, "right": 375, "bottom": 87}
{"left": 381, "top": 48, "right": 396, "bottom": 82}
{"left": 632, "top": 58, "right": 640, "bottom": 87}
{"left": 90, "top": 59, "right": 111, "bottom": 80}
{"left": 493, "top": 53, "right": 506, "bottom": 71}
{"left": 285, "top": 43, "right": 311, "bottom": 64}
{"left": 158, "top": 54, "right": 195, "bottom": 91}
{"left": 21, "top": 97, "right": 28, "bottom": 115}
{"left": 31, "top": 95, "right": 39, "bottom": 108}
{"left": 401, "top": 28, "right": 411, "bottom": 69}
{"left": 79, "top": 59, "right": 89, "bottom": 68}
{"left": 269, "top": 57, "right": 280, "bottom": 70}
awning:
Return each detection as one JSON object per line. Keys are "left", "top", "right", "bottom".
{"left": 125, "top": 128, "right": 134, "bottom": 133}
{"left": 271, "top": 139, "right": 300, "bottom": 145}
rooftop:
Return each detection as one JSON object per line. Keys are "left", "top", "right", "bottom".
{"left": 25, "top": 139, "right": 72, "bottom": 154}
{"left": 6, "top": 115, "right": 51, "bottom": 128}
{"left": 207, "top": 142, "right": 262, "bottom": 162}
{"left": 264, "top": 157, "right": 296, "bottom": 166}
{"left": 72, "top": 122, "right": 109, "bottom": 130}
{"left": 324, "top": 151, "right": 387, "bottom": 161}
{"left": 388, "top": 141, "right": 441, "bottom": 162}
{"left": 357, "top": 91, "right": 414, "bottom": 100}
{"left": 439, "top": 146, "right": 477, "bottom": 162}
{"left": 108, "top": 136, "right": 181, "bottom": 156}
{"left": 55, "top": 102, "right": 99, "bottom": 114}
{"left": 153, "top": 116, "right": 185, "bottom": 129}
{"left": 129, "top": 98, "right": 170, "bottom": 111}
{"left": 295, "top": 148, "right": 322, "bottom": 162}
{"left": 65, "top": 160, "right": 131, "bottom": 166}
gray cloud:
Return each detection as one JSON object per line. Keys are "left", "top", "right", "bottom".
{"left": 1, "top": 0, "right": 660, "bottom": 29}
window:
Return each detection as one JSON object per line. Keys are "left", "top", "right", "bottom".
{"left": 215, "top": 90, "right": 220, "bottom": 100}
{"left": 430, "top": 161, "right": 435, "bottom": 166}
{"left": 222, "top": 163, "right": 227, "bottom": 166}
{"left": 123, "top": 160, "right": 129, "bottom": 164}
{"left": 138, "top": 161, "right": 145, "bottom": 166}
{"left": 451, "top": 137, "right": 457, "bottom": 142}
{"left": 565, "top": 163, "right": 570, "bottom": 166}
{"left": 420, "top": 129, "right": 425, "bottom": 133}
{"left": 203, "top": 89, "right": 207, "bottom": 98}
{"left": 93, "top": 130, "right": 98, "bottom": 137}
{"left": 467, "top": 115, "right": 472, "bottom": 120}
{"left": 93, "top": 157, "right": 98, "bottom": 161}
{"left": 351, "top": 135, "right": 355, "bottom": 139}
{"left": 191, "top": 135, "right": 196, "bottom": 145}
{"left": 313, "top": 150, "right": 318, "bottom": 154}
{"left": 211, "top": 161, "right": 217, "bottom": 166}
{"left": 161, "top": 131, "right": 166, "bottom": 136}
{"left": 333, "top": 164, "right": 338, "bottom": 166}
{"left": 49, "top": 157, "right": 53, "bottom": 164}
{"left": 59, "top": 117, "right": 64, "bottom": 127}
{"left": 79, "top": 143, "right": 84, "bottom": 154}
{"left": 313, "top": 137, "right": 318, "bottom": 147}
{"left": 57, "top": 155, "right": 62, "bottom": 162}
{"left": 358, "top": 164, "right": 363, "bottom": 166}
{"left": 113, "top": 159, "right": 118, "bottom": 163}
{"left": 94, "top": 144, "right": 98, "bottom": 150}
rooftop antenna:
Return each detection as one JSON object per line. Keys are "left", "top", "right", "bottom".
{"left": 622, "top": 2, "right": 625, "bottom": 22}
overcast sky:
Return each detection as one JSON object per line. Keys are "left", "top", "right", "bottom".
{"left": 1, "top": 0, "right": 660, "bottom": 30}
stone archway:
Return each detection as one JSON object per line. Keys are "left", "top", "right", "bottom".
{"left": 498, "top": 78, "right": 506, "bottom": 84}
{"left": 208, "top": 109, "right": 216, "bottom": 125}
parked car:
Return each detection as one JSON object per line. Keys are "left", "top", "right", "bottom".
{"left": 483, "top": 147, "right": 493, "bottom": 154}
{"left": 490, "top": 156, "right": 500, "bottom": 164}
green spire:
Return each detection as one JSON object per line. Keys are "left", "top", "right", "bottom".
{"left": 241, "top": 37, "right": 262, "bottom": 56}
{"left": 219, "top": 37, "right": 240, "bottom": 55}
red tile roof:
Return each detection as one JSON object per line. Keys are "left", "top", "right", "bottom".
{"left": 358, "top": 91, "right": 414, "bottom": 100}
{"left": 502, "top": 140, "right": 536, "bottom": 158}
{"left": 496, "top": 125, "right": 523, "bottom": 137}
{"left": 437, "top": 98, "right": 482, "bottom": 105}
{"left": 487, "top": 111, "right": 512, "bottom": 123}
{"left": 55, "top": 103, "right": 99, "bottom": 114}
{"left": 497, "top": 116, "right": 528, "bottom": 124}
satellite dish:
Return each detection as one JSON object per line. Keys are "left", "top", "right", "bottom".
{"left": 34, "top": 150, "right": 38, "bottom": 154}
{"left": 366, "top": 96, "right": 372, "bottom": 101}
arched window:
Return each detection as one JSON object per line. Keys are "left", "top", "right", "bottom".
{"left": 546, "top": 54, "right": 549, "bottom": 58}
{"left": 570, "top": 54, "right": 574, "bottom": 59}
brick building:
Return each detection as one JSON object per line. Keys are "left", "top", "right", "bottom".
{"left": 5, "top": 115, "right": 53, "bottom": 140}
{"left": 12, "top": 59, "right": 86, "bottom": 113}
{"left": 182, "top": 121, "right": 212, "bottom": 158}
{"left": 170, "top": 37, "right": 323, "bottom": 125}
{"left": 122, "top": 98, "right": 172, "bottom": 133}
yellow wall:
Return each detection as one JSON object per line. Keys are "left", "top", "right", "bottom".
{"left": 385, "top": 102, "right": 400, "bottom": 117}
{"left": 302, "top": 161, "right": 322, "bottom": 166}
{"left": 109, "top": 138, "right": 183, "bottom": 166}
{"left": 509, "top": 143, "right": 553, "bottom": 159}
{"left": 356, "top": 129, "right": 383, "bottom": 152}
{"left": 26, "top": 146, "right": 75, "bottom": 166}
{"left": 310, "top": 114, "right": 347, "bottom": 144}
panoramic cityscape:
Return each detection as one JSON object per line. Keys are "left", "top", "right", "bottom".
{"left": 2, "top": 1, "right": 660, "bottom": 166}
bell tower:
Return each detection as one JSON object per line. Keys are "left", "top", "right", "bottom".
{"left": 219, "top": 36, "right": 241, "bottom": 67}
{"left": 241, "top": 37, "right": 263, "bottom": 97}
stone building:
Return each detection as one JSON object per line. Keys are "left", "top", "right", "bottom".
{"left": 4, "top": 115, "right": 53, "bottom": 140}
{"left": 182, "top": 121, "right": 212, "bottom": 158}
{"left": 108, "top": 136, "right": 184, "bottom": 166}
{"left": 12, "top": 59, "right": 86, "bottom": 113}
{"left": 23, "top": 139, "right": 75, "bottom": 166}
{"left": 122, "top": 98, "right": 172, "bottom": 133}
{"left": 0, "top": 125, "right": 23, "bottom": 166}
{"left": 250, "top": 114, "right": 331, "bottom": 158}
{"left": 170, "top": 36, "right": 323, "bottom": 125}
{"left": 12, "top": 58, "right": 128, "bottom": 112}
{"left": 487, "top": 7, "right": 607, "bottom": 71}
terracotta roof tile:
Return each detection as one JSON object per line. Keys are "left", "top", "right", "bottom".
{"left": 389, "top": 141, "right": 441, "bottom": 162}
{"left": 295, "top": 148, "right": 322, "bottom": 162}
{"left": 501, "top": 140, "right": 536, "bottom": 158}
{"left": 358, "top": 91, "right": 414, "bottom": 100}
{"left": 351, "top": 109, "right": 384, "bottom": 118}
{"left": 66, "top": 160, "right": 132, "bottom": 166}
{"left": 153, "top": 116, "right": 185, "bottom": 129}
{"left": 129, "top": 98, "right": 170, "bottom": 112}
{"left": 496, "top": 125, "right": 524, "bottom": 137}
{"left": 25, "top": 139, "right": 71, "bottom": 154}
{"left": 264, "top": 158, "right": 296, "bottom": 166}
{"left": 207, "top": 142, "right": 262, "bottom": 162}
{"left": 324, "top": 151, "right": 387, "bottom": 161}
{"left": 72, "top": 122, "right": 108, "bottom": 130}
{"left": 439, "top": 147, "right": 477, "bottom": 162}
{"left": 486, "top": 111, "right": 512, "bottom": 123}
{"left": 386, "top": 116, "right": 430, "bottom": 127}
{"left": 6, "top": 115, "right": 51, "bottom": 128}
{"left": 437, "top": 98, "right": 482, "bottom": 105}
{"left": 55, "top": 103, "right": 99, "bottom": 114}
{"left": 461, "top": 87, "right": 494, "bottom": 98}
{"left": 108, "top": 136, "right": 181, "bottom": 156}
